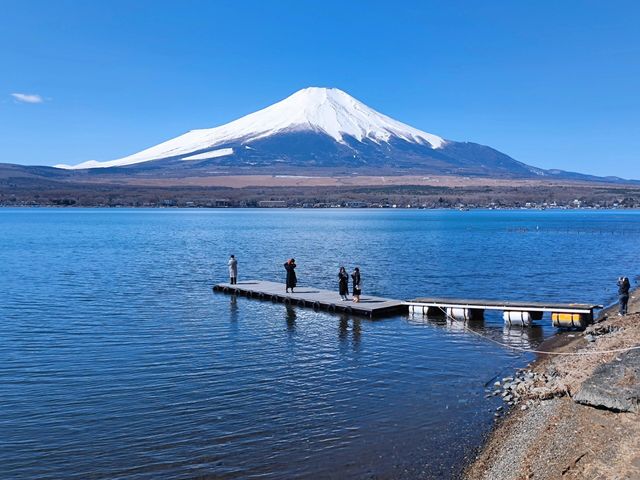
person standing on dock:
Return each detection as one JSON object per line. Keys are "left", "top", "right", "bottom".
{"left": 351, "top": 267, "right": 361, "bottom": 303}
{"left": 618, "top": 276, "right": 630, "bottom": 316}
{"left": 284, "top": 258, "right": 297, "bottom": 293}
{"left": 338, "top": 266, "right": 349, "bottom": 301}
{"left": 228, "top": 255, "right": 238, "bottom": 285}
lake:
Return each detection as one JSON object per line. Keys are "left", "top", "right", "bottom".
{"left": 1, "top": 208, "right": 639, "bottom": 479}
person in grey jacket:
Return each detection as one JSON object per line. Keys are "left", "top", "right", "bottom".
{"left": 618, "top": 276, "right": 630, "bottom": 316}
{"left": 228, "top": 255, "right": 238, "bottom": 285}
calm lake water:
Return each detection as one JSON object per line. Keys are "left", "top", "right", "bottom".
{"left": 1, "top": 208, "right": 639, "bottom": 479}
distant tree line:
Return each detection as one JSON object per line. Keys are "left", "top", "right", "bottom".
{"left": 2, "top": 177, "right": 640, "bottom": 208}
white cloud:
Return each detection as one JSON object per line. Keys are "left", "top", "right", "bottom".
{"left": 11, "top": 93, "right": 45, "bottom": 104}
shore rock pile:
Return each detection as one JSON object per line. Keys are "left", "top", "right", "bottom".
{"left": 488, "top": 368, "right": 569, "bottom": 415}
{"left": 583, "top": 322, "right": 623, "bottom": 343}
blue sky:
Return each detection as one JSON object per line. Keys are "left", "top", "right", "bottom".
{"left": 2, "top": 0, "right": 639, "bottom": 178}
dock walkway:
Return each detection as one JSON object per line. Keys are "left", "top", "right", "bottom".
{"left": 407, "top": 297, "right": 602, "bottom": 314}
{"left": 406, "top": 297, "right": 603, "bottom": 327}
{"left": 213, "top": 280, "right": 406, "bottom": 318}
{"left": 212, "top": 281, "right": 602, "bottom": 327}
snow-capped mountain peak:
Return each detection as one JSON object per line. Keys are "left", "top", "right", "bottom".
{"left": 56, "top": 87, "right": 445, "bottom": 169}
{"left": 240, "top": 87, "right": 446, "bottom": 147}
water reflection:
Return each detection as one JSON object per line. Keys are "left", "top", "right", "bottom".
{"left": 501, "top": 324, "right": 544, "bottom": 349}
{"left": 407, "top": 313, "right": 482, "bottom": 332}
{"left": 352, "top": 318, "right": 361, "bottom": 349}
{"left": 407, "top": 312, "right": 546, "bottom": 350}
{"left": 339, "top": 314, "right": 349, "bottom": 342}
{"left": 338, "top": 314, "right": 362, "bottom": 351}
{"left": 285, "top": 305, "right": 297, "bottom": 333}
{"left": 229, "top": 294, "right": 239, "bottom": 321}
{"left": 227, "top": 295, "right": 240, "bottom": 335}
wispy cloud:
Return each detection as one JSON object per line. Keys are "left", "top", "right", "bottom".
{"left": 11, "top": 93, "right": 45, "bottom": 104}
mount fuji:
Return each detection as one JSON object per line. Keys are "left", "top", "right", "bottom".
{"left": 51, "top": 87, "right": 568, "bottom": 179}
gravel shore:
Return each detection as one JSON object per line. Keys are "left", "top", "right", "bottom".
{"left": 464, "top": 289, "right": 640, "bottom": 479}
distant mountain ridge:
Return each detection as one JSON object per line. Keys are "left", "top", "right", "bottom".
{"left": 4, "top": 86, "right": 628, "bottom": 183}
{"left": 48, "top": 87, "right": 545, "bottom": 179}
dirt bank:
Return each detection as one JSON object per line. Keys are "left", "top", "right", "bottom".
{"left": 464, "top": 289, "right": 640, "bottom": 479}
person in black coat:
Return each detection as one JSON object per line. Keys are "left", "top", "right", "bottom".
{"left": 351, "top": 267, "right": 361, "bottom": 303}
{"left": 284, "top": 258, "right": 297, "bottom": 293}
{"left": 618, "top": 276, "right": 631, "bottom": 316}
{"left": 338, "top": 266, "right": 349, "bottom": 301}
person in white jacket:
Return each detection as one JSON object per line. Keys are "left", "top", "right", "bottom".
{"left": 228, "top": 255, "right": 238, "bottom": 284}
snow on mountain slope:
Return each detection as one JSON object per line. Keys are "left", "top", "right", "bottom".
{"left": 181, "top": 148, "right": 234, "bottom": 161}
{"left": 55, "top": 87, "right": 445, "bottom": 169}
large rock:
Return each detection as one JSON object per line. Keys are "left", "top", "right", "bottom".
{"left": 573, "top": 350, "right": 640, "bottom": 412}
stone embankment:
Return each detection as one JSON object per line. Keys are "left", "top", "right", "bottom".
{"left": 465, "top": 292, "right": 640, "bottom": 479}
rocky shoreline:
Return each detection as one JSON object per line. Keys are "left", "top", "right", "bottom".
{"left": 464, "top": 290, "right": 640, "bottom": 479}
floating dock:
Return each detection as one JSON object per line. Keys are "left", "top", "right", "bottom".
{"left": 406, "top": 297, "right": 603, "bottom": 328}
{"left": 213, "top": 280, "right": 407, "bottom": 318}
{"left": 212, "top": 281, "right": 603, "bottom": 328}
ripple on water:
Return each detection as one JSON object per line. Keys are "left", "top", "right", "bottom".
{"left": 1, "top": 209, "right": 639, "bottom": 479}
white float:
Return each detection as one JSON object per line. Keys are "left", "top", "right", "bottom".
{"left": 446, "top": 307, "right": 482, "bottom": 321}
{"left": 503, "top": 311, "right": 533, "bottom": 326}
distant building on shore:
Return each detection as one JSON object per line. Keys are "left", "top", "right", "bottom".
{"left": 345, "top": 201, "right": 368, "bottom": 208}
{"left": 258, "top": 200, "right": 287, "bottom": 208}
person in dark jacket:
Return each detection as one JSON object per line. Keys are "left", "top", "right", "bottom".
{"left": 351, "top": 267, "right": 361, "bottom": 303}
{"left": 618, "top": 276, "right": 631, "bottom": 316}
{"left": 338, "top": 266, "right": 349, "bottom": 301}
{"left": 284, "top": 258, "right": 297, "bottom": 293}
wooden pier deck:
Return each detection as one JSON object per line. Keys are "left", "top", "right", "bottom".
{"left": 213, "top": 280, "right": 407, "bottom": 318}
